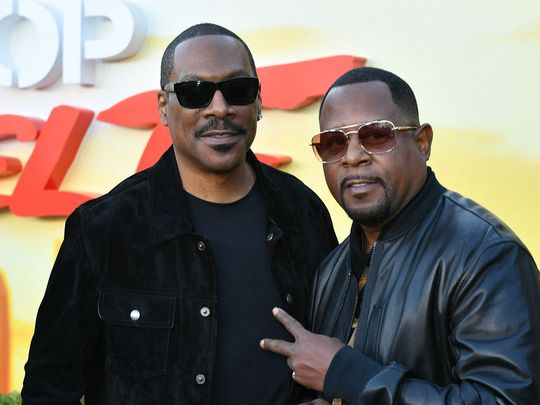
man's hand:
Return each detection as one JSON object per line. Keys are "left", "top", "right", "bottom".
{"left": 260, "top": 307, "right": 345, "bottom": 392}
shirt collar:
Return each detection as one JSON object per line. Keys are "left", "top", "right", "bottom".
{"left": 350, "top": 222, "right": 371, "bottom": 280}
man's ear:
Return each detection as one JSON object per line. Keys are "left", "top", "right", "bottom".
{"left": 256, "top": 97, "right": 263, "bottom": 121}
{"left": 157, "top": 90, "right": 169, "bottom": 126}
{"left": 415, "top": 123, "right": 433, "bottom": 161}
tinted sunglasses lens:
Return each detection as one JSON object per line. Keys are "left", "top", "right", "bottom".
{"left": 358, "top": 122, "right": 395, "bottom": 153}
{"left": 175, "top": 81, "right": 216, "bottom": 108}
{"left": 220, "top": 78, "right": 259, "bottom": 105}
{"left": 312, "top": 131, "right": 348, "bottom": 162}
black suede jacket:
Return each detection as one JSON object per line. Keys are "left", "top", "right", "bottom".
{"left": 311, "top": 170, "right": 540, "bottom": 404}
{"left": 22, "top": 147, "right": 338, "bottom": 404}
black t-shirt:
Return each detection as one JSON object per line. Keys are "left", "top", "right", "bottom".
{"left": 187, "top": 181, "right": 292, "bottom": 405}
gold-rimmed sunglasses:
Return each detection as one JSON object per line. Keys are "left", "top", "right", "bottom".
{"left": 310, "top": 120, "right": 417, "bottom": 163}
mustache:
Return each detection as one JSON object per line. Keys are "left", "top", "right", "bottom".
{"left": 340, "top": 175, "right": 385, "bottom": 190}
{"left": 194, "top": 118, "right": 247, "bottom": 138}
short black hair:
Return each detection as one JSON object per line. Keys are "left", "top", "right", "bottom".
{"left": 160, "top": 23, "right": 257, "bottom": 90}
{"left": 319, "top": 67, "right": 420, "bottom": 125}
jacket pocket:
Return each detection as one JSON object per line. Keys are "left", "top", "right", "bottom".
{"left": 363, "top": 303, "right": 385, "bottom": 362}
{"left": 98, "top": 290, "right": 176, "bottom": 380}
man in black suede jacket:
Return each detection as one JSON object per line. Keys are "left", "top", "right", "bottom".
{"left": 261, "top": 67, "right": 540, "bottom": 404}
{"left": 22, "top": 24, "right": 337, "bottom": 404}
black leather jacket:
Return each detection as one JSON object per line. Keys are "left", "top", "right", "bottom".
{"left": 311, "top": 169, "right": 540, "bottom": 404}
{"left": 22, "top": 147, "right": 337, "bottom": 404}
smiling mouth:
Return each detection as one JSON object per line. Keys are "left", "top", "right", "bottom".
{"left": 198, "top": 131, "right": 242, "bottom": 153}
{"left": 199, "top": 131, "right": 239, "bottom": 138}
{"left": 345, "top": 179, "right": 377, "bottom": 187}
{"left": 340, "top": 177, "right": 384, "bottom": 196}
{"left": 198, "top": 131, "right": 243, "bottom": 146}
{"left": 343, "top": 178, "right": 380, "bottom": 188}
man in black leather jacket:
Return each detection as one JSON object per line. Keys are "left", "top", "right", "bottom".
{"left": 22, "top": 24, "right": 337, "bottom": 404}
{"left": 261, "top": 67, "right": 540, "bottom": 404}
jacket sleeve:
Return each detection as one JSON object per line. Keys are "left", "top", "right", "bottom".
{"left": 22, "top": 209, "right": 100, "bottom": 404}
{"left": 323, "top": 240, "right": 540, "bottom": 404}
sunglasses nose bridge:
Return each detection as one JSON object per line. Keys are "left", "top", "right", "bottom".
{"left": 344, "top": 129, "right": 371, "bottom": 154}
{"left": 341, "top": 129, "right": 373, "bottom": 161}
{"left": 203, "top": 84, "right": 233, "bottom": 114}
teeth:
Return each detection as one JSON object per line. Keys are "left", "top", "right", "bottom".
{"left": 346, "top": 180, "right": 378, "bottom": 189}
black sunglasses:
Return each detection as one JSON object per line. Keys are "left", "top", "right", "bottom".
{"left": 163, "top": 77, "right": 260, "bottom": 109}
{"left": 310, "top": 120, "right": 418, "bottom": 163}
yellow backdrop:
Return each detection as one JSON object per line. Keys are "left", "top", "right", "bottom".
{"left": 0, "top": 0, "right": 539, "bottom": 392}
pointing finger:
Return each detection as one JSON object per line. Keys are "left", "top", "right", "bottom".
{"left": 272, "top": 307, "right": 305, "bottom": 338}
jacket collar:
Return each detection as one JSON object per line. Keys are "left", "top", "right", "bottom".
{"left": 149, "top": 147, "right": 299, "bottom": 245}
{"left": 149, "top": 147, "right": 192, "bottom": 245}
{"left": 351, "top": 167, "right": 446, "bottom": 245}
{"left": 251, "top": 151, "right": 301, "bottom": 234}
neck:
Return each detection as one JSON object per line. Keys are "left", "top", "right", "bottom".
{"left": 175, "top": 158, "right": 256, "bottom": 204}
{"left": 359, "top": 168, "right": 433, "bottom": 251}
{"left": 361, "top": 226, "right": 381, "bottom": 253}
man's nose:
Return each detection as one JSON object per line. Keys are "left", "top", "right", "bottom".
{"left": 341, "top": 133, "right": 371, "bottom": 166}
{"left": 203, "top": 89, "right": 233, "bottom": 117}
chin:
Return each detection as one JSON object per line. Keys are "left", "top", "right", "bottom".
{"left": 203, "top": 157, "right": 245, "bottom": 175}
{"left": 344, "top": 201, "right": 392, "bottom": 226}
{"left": 204, "top": 145, "right": 248, "bottom": 170}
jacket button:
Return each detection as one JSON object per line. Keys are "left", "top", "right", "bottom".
{"left": 130, "top": 309, "right": 141, "bottom": 321}
{"left": 200, "top": 307, "right": 210, "bottom": 317}
{"left": 196, "top": 374, "right": 206, "bottom": 385}
{"left": 266, "top": 232, "right": 274, "bottom": 242}
{"left": 197, "top": 241, "right": 206, "bottom": 251}
{"left": 286, "top": 294, "right": 294, "bottom": 304}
